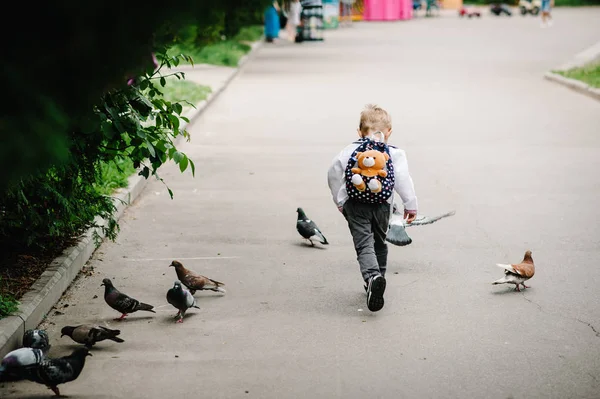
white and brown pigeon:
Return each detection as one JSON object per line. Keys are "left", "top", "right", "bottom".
{"left": 492, "top": 250, "right": 535, "bottom": 291}
{"left": 61, "top": 324, "right": 124, "bottom": 348}
{"left": 170, "top": 261, "right": 226, "bottom": 295}
{"left": 101, "top": 278, "right": 156, "bottom": 320}
{"left": 296, "top": 207, "right": 328, "bottom": 246}
{"left": 166, "top": 280, "right": 200, "bottom": 323}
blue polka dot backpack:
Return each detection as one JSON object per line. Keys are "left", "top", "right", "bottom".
{"left": 344, "top": 133, "right": 395, "bottom": 204}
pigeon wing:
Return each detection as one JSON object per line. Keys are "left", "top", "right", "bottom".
{"left": 31, "top": 358, "right": 74, "bottom": 386}
{"left": 406, "top": 211, "right": 456, "bottom": 227}
{"left": 182, "top": 273, "right": 208, "bottom": 291}
{"left": 296, "top": 220, "right": 316, "bottom": 239}
{"left": 185, "top": 290, "right": 197, "bottom": 308}
{"left": 496, "top": 263, "right": 517, "bottom": 274}
{"left": 167, "top": 287, "right": 187, "bottom": 311}
{"left": 112, "top": 292, "right": 140, "bottom": 313}
{"left": 512, "top": 262, "right": 535, "bottom": 278}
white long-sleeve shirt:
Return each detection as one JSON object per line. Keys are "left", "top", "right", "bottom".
{"left": 327, "top": 141, "right": 418, "bottom": 211}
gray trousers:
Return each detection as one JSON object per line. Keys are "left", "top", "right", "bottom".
{"left": 342, "top": 200, "right": 390, "bottom": 282}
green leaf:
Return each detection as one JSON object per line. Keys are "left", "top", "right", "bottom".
{"left": 160, "top": 76, "right": 166, "bottom": 87}
{"left": 179, "top": 155, "right": 189, "bottom": 173}
{"left": 188, "top": 158, "right": 196, "bottom": 177}
{"left": 173, "top": 103, "right": 183, "bottom": 115}
{"left": 173, "top": 151, "right": 184, "bottom": 163}
{"left": 167, "top": 188, "right": 174, "bottom": 199}
{"left": 145, "top": 141, "right": 156, "bottom": 158}
{"left": 168, "top": 114, "right": 180, "bottom": 131}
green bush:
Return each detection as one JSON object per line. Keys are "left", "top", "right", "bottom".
{"left": 169, "top": 41, "right": 252, "bottom": 67}
{"left": 0, "top": 52, "right": 196, "bottom": 253}
{"left": 234, "top": 25, "right": 265, "bottom": 43}
{"left": 1, "top": 1, "right": 272, "bottom": 192}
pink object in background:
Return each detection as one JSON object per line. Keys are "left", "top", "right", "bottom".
{"left": 363, "top": 0, "right": 412, "bottom": 21}
{"left": 363, "top": 0, "right": 399, "bottom": 20}
{"left": 398, "top": 0, "right": 413, "bottom": 19}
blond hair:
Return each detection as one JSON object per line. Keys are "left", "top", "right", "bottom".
{"left": 358, "top": 104, "right": 392, "bottom": 136}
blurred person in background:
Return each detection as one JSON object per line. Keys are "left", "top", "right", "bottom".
{"left": 286, "top": 0, "right": 302, "bottom": 41}
{"left": 541, "top": 0, "right": 553, "bottom": 27}
{"left": 265, "top": 1, "right": 282, "bottom": 42}
{"left": 298, "top": 0, "right": 325, "bottom": 42}
{"left": 340, "top": 0, "right": 355, "bottom": 27}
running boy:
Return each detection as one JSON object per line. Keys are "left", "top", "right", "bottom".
{"left": 327, "top": 104, "right": 418, "bottom": 312}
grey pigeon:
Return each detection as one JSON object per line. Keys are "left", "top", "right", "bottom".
{"left": 27, "top": 347, "right": 91, "bottom": 397}
{"left": 61, "top": 324, "right": 125, "bottom": 348}
{"left": 23, "top": 329, "right": 51, "bottom": 353}
{"left": 166, "top": 280, "right": 200, "bottom": 323}
{"left": 386, "top": 209, "right": 456, "bottom": 247}
{"left": 101, "top": 278, "right": 156, "bottom": 320}
{"left": 296, "top": 207, "right": 328, "bottom": 246}
{"left": 0, "top": 347, "right": 46, "bottom": 383}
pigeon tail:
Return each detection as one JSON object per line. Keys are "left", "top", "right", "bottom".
{"left": 313, "top": 230, "right": 328, "bottom": 245}
{"left": 492, "top": 276, "right": 510, "bottom": 285}
{"left": 108, "top": 336, "right": 125, "bottom": 343}
{"left": 135, "top": 302, "right": 156, "bottom": 313}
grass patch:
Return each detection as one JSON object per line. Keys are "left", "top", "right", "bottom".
{"left": 0, "top": 287, "right": 19, "bottom": 319}
{"left": 94, "top": 157, "right": 136, "bottom": 196}
{"left": 555, "top": 62, "right": 600, "bottom": 88}
{"left": 167, "top": 25, "right": 263, "bottom": 67}
{"left": 159, "top": 76, "right": 212, "bottom": 112}
{"left": 234, "top": 25, "right": 264, "bottom": 43}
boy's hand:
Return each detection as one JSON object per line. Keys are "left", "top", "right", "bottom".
{"left": 404, "top": 210, "right": 417, "bottom": 224}
{"left": 337, "top": 205, "right": 344, "bottom": 214}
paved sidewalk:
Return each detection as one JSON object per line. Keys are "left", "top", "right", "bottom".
{"left": 2, "top": 8, "right": 600, "bottom": 399}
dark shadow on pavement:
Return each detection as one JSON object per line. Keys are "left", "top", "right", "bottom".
{"left": 290, "top": 242, "right": 328, "bottom": 250}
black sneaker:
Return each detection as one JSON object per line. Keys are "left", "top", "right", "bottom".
{"left": 366, "top": 275, "right": 386, "bottom": 312}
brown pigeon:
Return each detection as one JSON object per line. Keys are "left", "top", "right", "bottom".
{"left": 169, "top": 261, "right": 226, "bottom": 295}
{"left": 492, "top": 250, "right": 535, "bottom": 291}
{"left": 61, "top": 324, "right": 124, "bottom": 348}
{"left": 101, "top": 278, "right": 156, "bottom": 320}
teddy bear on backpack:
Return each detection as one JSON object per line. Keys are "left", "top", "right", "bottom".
{"left": 344, "top": 137, "right": 396, "bottom": 204}
{"left": 350, "top": 150, "right": 390, "bottom": 193}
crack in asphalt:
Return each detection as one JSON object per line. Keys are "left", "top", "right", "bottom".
{"left": 575, "top": 318, "right": 600, "bottom": 338}
{"left": 521, "top": 292, "right": 600, "bottom": 338}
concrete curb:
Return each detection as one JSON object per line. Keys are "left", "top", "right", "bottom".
{"left": 544, "top": 72, "right": 600, "bottom": 103}
{"left": 0, "top": 40, "right": 263, "bottom": 359}
{"left": 544, "top": 40, "right": 600, "bottom": 103}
